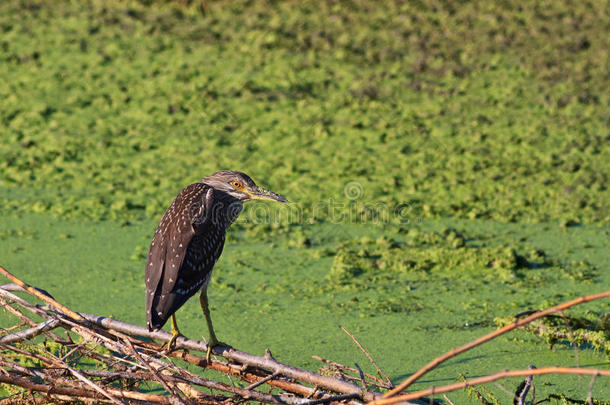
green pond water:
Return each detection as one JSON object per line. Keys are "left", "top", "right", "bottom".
{"left": 1, "top": 208, "right": 608, "bottom": 402}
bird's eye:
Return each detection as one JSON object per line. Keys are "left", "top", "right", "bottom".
{"left": 231, "top": 180, "right": 243, "bottom": 189}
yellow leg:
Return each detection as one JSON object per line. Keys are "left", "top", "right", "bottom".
{"left": 164, "top": 314, "right": 181, "bottom": 350}
{"left": 200, "top": 289, "right": 220, "bottom": 362}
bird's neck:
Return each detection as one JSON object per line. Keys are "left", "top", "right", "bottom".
{"left": 211, "top": 191, "right": 243, "bottom": 227}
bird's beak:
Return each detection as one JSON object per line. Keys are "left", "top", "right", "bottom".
{"left": 246, "top": 186, "right": 288, "bottom": 203}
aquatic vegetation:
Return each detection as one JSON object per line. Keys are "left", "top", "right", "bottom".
{"left": 0, "top": 0, "right": 608, "bottom": 225}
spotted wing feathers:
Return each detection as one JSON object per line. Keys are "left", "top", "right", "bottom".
{"left": 145, "top": 183, "right": 216, "bottom": 330}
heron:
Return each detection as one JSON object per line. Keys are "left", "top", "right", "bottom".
{"left": 145, "top": 170, "right": 287, "bottom": 360}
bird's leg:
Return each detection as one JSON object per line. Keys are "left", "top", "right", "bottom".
{"left": 200, "top": 289, "right": 223, "bottom": 362}
{"left": 163, "top": 314, "right": 181, "bottom": 350}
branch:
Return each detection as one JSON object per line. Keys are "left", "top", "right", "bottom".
{"left": 0, "top": 319, "right": 59, "bottom": 344}
{"left": 339, "top": 325, "right": 393, "bottom": 388}
{"left": 79, "top": 311, "right": 372, "bottom": 400}
{"left": 383, "top": 290, "right": 610, "bottom": 397}
{"left": 370, "top": 367, "right": 610, "bottom": 405}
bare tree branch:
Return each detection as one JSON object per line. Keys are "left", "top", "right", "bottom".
{"left": 383, "top": 290, "right": 610, "bottom": 398}
{"left": 371, "top": 367, "right": 610, "bottom": 405}
{"left": 0, "top": 319, "right": 59, "bottom": 344}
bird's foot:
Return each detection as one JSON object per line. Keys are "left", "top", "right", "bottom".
{"left": 205, "top": 336, "right": 230, "bottom": 363}
{"left": 162, "top": 330, "right": 182, "bottom": 352}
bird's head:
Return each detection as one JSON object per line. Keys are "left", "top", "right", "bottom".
{"left": 202, "top": 170, "right": 287, "bottom": 203}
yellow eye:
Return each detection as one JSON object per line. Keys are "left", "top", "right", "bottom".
{"left": 231, "top": 180, "right": 243, "bottom": 189}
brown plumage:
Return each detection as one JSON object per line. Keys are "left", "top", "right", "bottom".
{"left": 145, "top": 170, "right": 286, "bottom": 354}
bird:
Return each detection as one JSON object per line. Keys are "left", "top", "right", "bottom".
{"left": 145, "top": 170, "right": 287, "bottom": 360}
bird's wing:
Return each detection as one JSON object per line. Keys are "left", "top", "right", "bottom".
{"left": 145, "top": 183, "right": 213, "bottom": 330}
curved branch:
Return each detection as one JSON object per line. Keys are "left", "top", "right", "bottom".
{"left": 370, "top": 367, "right": 610, "bottom": 405}
{"left": 383, "top": 290, "right": 610, "bottom": 398}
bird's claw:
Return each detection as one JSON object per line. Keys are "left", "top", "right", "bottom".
{"left": 162, "top": 331, "right": 182, "bottom": 352}
{"left": 205, "top": 337, "right": 229, "bottom": 363}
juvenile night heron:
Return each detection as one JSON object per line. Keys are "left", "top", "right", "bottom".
{"left": 145, "top": 170, "right": 286, "bottom": 359}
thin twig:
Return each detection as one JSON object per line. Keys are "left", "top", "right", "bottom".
{"left": 62, "top": 362, "right": 124, "bottom": 405}
{"left": 339, "top": 325, "right": 393, "bottom": 387}
{"left": 245, "top": 371, "right": 280, "bottom": 391}
{"left": 442, "top": 394, "right": 455, "bottom": 405}
{"left": 586, "top": 371, "right": 599, "bottom": 405}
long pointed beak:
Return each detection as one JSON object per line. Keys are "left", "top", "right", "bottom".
{"left": 246, "top": 186, "right": 288, "bottom": 203}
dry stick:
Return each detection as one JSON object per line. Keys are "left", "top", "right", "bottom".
{"left": 383, "top": 290, "right": 610, "bottom": 398}
{"left": 0, "top": 373, "right": 171, "bottom": 404}
{"left": 0, "top": 343, "right": 57, "bottom": 368}
{"left": 4, "top": 338, "right": 193, "bottom": 404}
{"left": 157, "top": 347, "right": 371, "bottom": 405}
{"left": 149, "top": 362, "right": 211, "bottom": 403}
{"left": 60, "top": 362, "right": 125, "bottom": 405}
{"left": 0, "top": 350, "right": 159, "bottom": 403}
{"left": 370, "top": 367, "right": 610, "bottom": 405}
{"left": 0, "top": 319, "right": 59, "bottom": 344}
{"left": 442, "top": 394, "right": 455, "bottom": 405}
{"left": 149, "top": 351, "right": 311, "bottom": 405}
{"left": 339, "top": 325, "right": 393, "bottom": 387}
{"left": 0, "top": 298, "right": 36, "bottom": 327}
{"left": 586, "top": 372, "right": 598, "bottom": 405}
{"left": 0, "top": 266, "right": 84, "bottom": 322}
{"left": 245, "top": 371, "right": 280, "bottom": 391}
{"left": 60, "top": 341, "right": 89, "bottom": 362}
{"left": 0, "top": 294, "right": 66, "bottom": 343}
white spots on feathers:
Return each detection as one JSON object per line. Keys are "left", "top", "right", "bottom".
{"left": 145, "top": 182, "right": 241, "bottom": 323}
